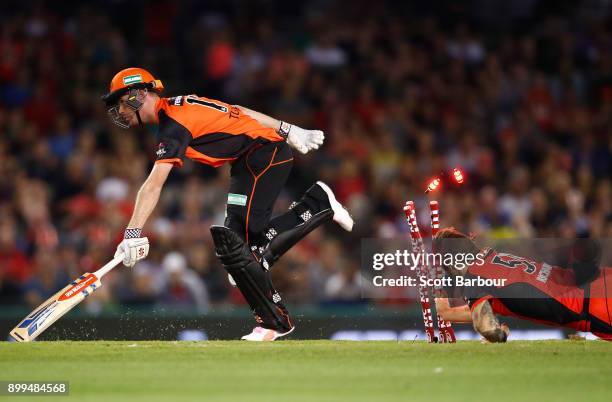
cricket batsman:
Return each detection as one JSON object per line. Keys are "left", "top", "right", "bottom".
{"left": 431, "top": 228, "right": 611, "bottom": 342}
{"left": 102, "top": 67, "right": 353, "bottom": 341}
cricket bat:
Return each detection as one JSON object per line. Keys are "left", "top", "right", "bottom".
{"left": 9, "top": 254, "right": 124, "bottom": 342}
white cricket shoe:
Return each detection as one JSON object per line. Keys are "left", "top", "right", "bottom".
{"left": 241, "top": 326, "right": 295, "bottom": 341}
{"left": 316, "top": 181, "right": 354, "bottom": 232}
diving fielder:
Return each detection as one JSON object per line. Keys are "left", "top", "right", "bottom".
{"left": 432, "top": 228, "right": 611, "bottom": 341}
{"left": 102, "top": 68, "right": 353, "bottom": 341}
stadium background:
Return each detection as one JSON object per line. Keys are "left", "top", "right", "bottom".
{"left": 0, "top": 0, "right": 610, "bottom": 340}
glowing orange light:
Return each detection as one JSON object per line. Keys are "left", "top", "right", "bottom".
{"left": 452, "top": 168, "right": 464, "bottom": 184}
{"left": 425, "top": 178, "right": 441, "bottom": 193}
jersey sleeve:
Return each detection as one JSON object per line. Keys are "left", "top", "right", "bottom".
{"left": 467, "top": 295, "right": 494, "bottom": 311}
{"left": 155, "top": 110, "right": 193, "bottom": 167}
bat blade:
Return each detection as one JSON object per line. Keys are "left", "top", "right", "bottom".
{"left": 10, "top": 273, "right": 102, "bottom": 342}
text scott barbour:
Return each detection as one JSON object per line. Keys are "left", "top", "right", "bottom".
{"left": 372, "top": 275, "right": 507, "bottom": 287}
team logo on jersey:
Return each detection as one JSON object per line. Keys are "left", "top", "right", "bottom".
{"left": 168, "top": 96, "right": 185, "bottom": 106}
{"left": 156, "top": 143, "right": 167, "bottom": 158}
{"left": 123, "top": 74, "right": 143, "bottom": 85}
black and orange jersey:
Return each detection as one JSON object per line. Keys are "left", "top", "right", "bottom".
{"left": 153, "top": 95, "right": 284, "bottom": 167}
{"left": 462, "top": 249, "right": 612, "bottom": 334}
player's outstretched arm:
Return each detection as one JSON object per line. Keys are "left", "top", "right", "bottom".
{"left": 234, "top": 105, "right": 324, "bottom": 154}
{"left": 115, "top": 162, "right": 173, "bottom": 267}
{"left": 471, "top": 300, "right": 509, "bottom": 342}
{"left": 127, "top": 163, "right": 173, "bottom": 229}
{"left": 435, "top": 298, "right": 472, "bottom": 323}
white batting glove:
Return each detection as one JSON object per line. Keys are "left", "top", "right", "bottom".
{"left": 115, "top": 229, "right": 149, "bottom": 268}
{"left": 278, "top": 121, "right": 325, "bottom": 154}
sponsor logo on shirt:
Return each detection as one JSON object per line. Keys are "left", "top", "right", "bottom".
{"left": 228, "top": 193, "right": 247, "bottom": 206}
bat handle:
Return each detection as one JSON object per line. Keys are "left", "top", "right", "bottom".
{"left": 94, "top": 253, "right": 125, "bottom": 278}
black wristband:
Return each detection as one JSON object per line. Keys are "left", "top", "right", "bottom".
{"left": 124, "top": 228, "right": 142, "bottom": 239}
{"left": 277, "top": 121, "right": 292, "bottom": 140}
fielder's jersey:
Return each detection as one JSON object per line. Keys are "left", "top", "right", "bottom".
{"left": 463, "top": 249, "right": 612, "bottom": 332}
{"left": 153, "top": 95, "right": 283, "bottom": 167}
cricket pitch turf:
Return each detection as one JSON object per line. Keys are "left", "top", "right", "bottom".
{"left": 1, "top": 340, "right": 610, "bottom": 402}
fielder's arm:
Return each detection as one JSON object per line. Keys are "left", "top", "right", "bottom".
{"left": 471, "top": 299, "right": 509, "bottom": 342}
{"left": 127, "top": 162, "right": 173, "bottom": 228}
{"left": 234, "top": 105, "right": 324, "bottom": 154}
{"left": 435, "top": 298, "right": 472, "bottom": 323}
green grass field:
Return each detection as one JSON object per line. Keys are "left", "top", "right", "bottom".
{"left": 1, "top": 341, "right": 610, "bottom": 402}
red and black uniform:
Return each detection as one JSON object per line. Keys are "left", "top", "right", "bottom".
{"left": 463, "top": 249, "right": 612, "bottom": 340}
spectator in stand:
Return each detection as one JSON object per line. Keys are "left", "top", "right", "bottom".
{"left": 0, "top": 0, "right": 609, "bottom": 309}
{"left": 159, "top": 252, "right": 209, "bottom": 313}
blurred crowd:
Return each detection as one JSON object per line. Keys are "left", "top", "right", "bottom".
{"left": 0, "top": 1, "right": 610, "bottom": 312}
